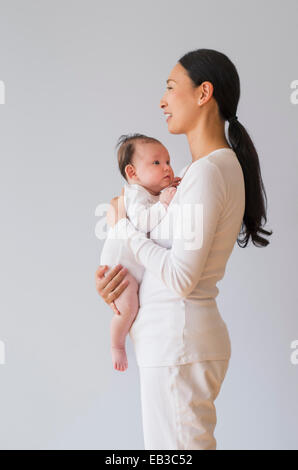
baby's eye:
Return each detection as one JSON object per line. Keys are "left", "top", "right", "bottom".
{"left": 153, "top": 161, "right": 160, "bottom": 164}
{"left": 167, "top": 161, "right": 170, "bottom": 165}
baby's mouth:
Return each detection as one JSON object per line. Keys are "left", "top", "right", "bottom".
{"left": 162, "top": 176, "right": 172, "bottom": 187}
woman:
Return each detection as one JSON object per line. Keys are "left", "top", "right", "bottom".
{"left": 95, "top": 49, "right": 272, "bottom": 450}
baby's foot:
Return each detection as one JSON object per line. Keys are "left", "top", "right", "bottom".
{"left": 111, "top": 347, "right": 128, "bottom": 372}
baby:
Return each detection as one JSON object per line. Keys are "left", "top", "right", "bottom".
{"left": 100, "top": 133, "right": 181, "bottom": 372}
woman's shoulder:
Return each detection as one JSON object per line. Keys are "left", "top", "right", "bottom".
{"left": 178, "top": 148, "right": 245, "bottom": 211}
{"left": 182, "top": 148, "right": 240, "bottom": 182}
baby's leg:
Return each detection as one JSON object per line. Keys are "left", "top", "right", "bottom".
{"left": 110, "top": 272, "right": 139, "bottom": 372}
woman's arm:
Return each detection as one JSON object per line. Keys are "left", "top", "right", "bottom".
{"left": 112, "top": 161, "right": 226, "bottom": 298}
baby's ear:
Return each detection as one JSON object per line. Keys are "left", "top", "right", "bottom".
{"left": 125, "top": 163, "right": 137, "bottom": 181}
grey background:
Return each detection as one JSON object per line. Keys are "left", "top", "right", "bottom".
{"left": 0, "top": 0, "right": 297, "bottom": 450}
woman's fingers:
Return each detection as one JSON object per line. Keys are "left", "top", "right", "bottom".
{"left": 95, "top": 265, "right": 109, "bottom": 281}
{"left": 95, "top": 264, "right": 129, "bottom": 305}
{"left": 108, "top": 278, "right": 130, "bottom": 303}
{"left": 96, "top": 264, "right": 122, "bottom": 291}
{"left": 95, "top": 264, "right": 119, "bottom": 301}
{"left": 102, "top": 267, "right": 128, "bottom": 299}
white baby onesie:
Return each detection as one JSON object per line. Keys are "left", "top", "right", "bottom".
{"left": 100, "top": 183, "right": 169, "bottom": 283}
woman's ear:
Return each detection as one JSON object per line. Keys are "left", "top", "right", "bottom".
{"left": 197, "top": 81, "right": 214, "bottom": 105}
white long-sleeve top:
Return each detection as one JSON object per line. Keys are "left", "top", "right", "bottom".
{"left": 124, "top": 183, "right": 168, "bottom": 234}
{"left": 111, "top": 148, "right": 245, "bottom": 367}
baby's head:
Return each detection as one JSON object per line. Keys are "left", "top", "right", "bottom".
{"left": 116, "top": 133, "right": 174, "bottom": 196}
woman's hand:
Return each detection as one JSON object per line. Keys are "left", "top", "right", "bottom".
{"left": 106, "top": 187, "right": 127, "bottom": 228}
{"left": 95, "top": 264, "right": 129, "bottom": 315}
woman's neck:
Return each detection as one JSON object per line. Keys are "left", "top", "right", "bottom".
{"left": 186, "top": 113, "right": 231, "bottom": 163}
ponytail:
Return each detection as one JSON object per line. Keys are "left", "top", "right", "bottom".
{"left": 228, "top": 119, "right": 273, "bottom": 247}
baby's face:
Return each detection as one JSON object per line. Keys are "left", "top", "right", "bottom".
{"left": 129, "top": 142, "right": 174, "bottom": 195}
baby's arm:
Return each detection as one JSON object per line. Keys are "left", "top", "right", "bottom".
{"left": 159, "top": 186, "right": 177, "bottom": 208}
{"left": 127, "top": 178, "right": 181, "bottom": 233}
{"left": 127, "top": 200, "right": 170, "bottom": 233}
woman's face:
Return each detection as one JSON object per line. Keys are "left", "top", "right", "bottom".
{"left": 160, "top": 62, "right": 202, "bottom": 135}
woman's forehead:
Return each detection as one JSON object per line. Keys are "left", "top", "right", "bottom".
{"left": 167, "top": 62, "right": 188, "bottom": 83}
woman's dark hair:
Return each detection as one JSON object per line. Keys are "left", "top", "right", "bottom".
{"left": 115, "top": 133, "right": 162, "bottom": 182}
{"left": 178, "top": 49, "right": 272, "bottom": 248}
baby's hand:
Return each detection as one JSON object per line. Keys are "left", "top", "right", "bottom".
{"left": 159, "top": 186, "right": 177, "bottom": 207}
{"left": 169, "top": 176, "right": 182, "bottom": 188}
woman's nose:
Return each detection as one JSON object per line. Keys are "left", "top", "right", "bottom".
{"left": 160, "top": 95, "right": 166, "bottom": 109}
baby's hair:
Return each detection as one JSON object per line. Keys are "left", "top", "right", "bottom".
{"left": 115, "top": 133, "right": 162, "bottom": 182}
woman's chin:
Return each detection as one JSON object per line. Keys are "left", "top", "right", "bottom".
{"left": 167, "top": 123, "right": 182, "bottom": 135}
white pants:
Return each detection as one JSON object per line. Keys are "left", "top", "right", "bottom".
{"left": 138, "top": 359, "right": 229, "bottom": 450}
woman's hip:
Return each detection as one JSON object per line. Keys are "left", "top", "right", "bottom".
{"left": 138, "top": 359, "right": 230, "bottom": 450}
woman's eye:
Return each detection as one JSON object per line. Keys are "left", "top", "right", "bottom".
{"left": 166, "top": 86, "right": 172, "bottom": 90}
